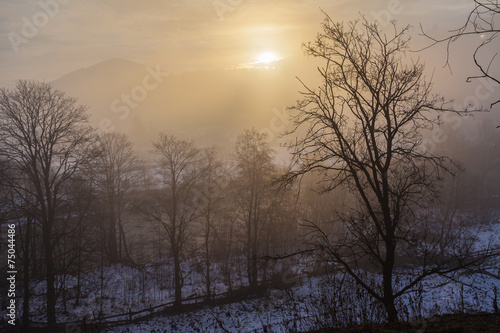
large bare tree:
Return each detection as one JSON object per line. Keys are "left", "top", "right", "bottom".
{"left": 0, "top": 80, "right": 96, "bottom": 329}
{"left": 94, "top": 132, "right": 141, "bottom": 264}
{"left": 148, "top": 134, "right": 200, "bottom": 306}
{"left": 234, "top": 129, "right": 275, "bottom": 291}
{"left": 282, "top": 16, "right": 495, "bottom": 323}
{"left": 196, "top": 146, "right": 226, "bottom": 300}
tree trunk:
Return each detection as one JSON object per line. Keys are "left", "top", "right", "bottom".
{"left": 247, "top": 213, "right": 253, "bottom": 289}
{"left": 22, "top": 217, "right": 32, "bottom": 326}
{"left": 75, "top": 221, "right": 83, "bottom": 306}
{"left": 107, "top": 195, "right": 118, "bottom": 263}
{"left": 383, "top": 233, "right": 398, "bottom": 323}
{"left": 205, "top": 215, "right": 211, "bottom": 300}
{"left": 251, "top": 212, "right": 259, "bottom": 290}
{"left": 247, "top": 224, "right": 255, "bottom": 290}
{"left": 385, "top": 299, "right": 398, "bottom": 324}
{"left": 173, "top": 247, "right": 182, "bottom": 306}
{"left": 205, "top": 254, "right": 211, "bottom": 301}
{"left": 119, "top": 222, "right": 134, "bottom": 264}
{"left": 43, "top": 220, "right": 56, "bottom": 329}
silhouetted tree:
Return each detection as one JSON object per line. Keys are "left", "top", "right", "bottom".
{"left": 0, "top": 159, "right": 37, "bottom": 326}
{"left": 234, "top": 129, "right": 275, "bottom": 290}
{"left": 0, "top": 80, "right": 96, "bottom": 329}
{"left": 94, "top": 132, "right": 141, "bottom": 264}
{"left": 281, "top": 16, "right": 495, "bottom": 323}
{"left": 148, "top": 134, "right": 200, "bottom": 306}
{"left": 196, "top": 147, "right": 226, "bottom": 300}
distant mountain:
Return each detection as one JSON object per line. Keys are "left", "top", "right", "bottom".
{"left": 52, "top": 57, "right": 309, "bottom": 152}
{"left": 54, "top": 58, "right": 145, "bottom": 90}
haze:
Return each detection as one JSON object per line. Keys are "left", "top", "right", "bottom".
{"left": 1, "top": 1, "right": 500, "bottom": 331}
{"left": 3, "top": 1, "right": 498, "bottom": 150}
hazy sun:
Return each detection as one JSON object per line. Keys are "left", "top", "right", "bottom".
{"left": 257, "top": 52, "right": 279, "bottom": 64}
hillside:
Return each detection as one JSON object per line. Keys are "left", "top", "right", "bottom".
{"left": 52, "top": 57, "right": 308, "bottom": 151}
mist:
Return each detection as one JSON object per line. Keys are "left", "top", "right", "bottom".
{"left": 1, "top": 1, "right": 499, "bottom": 332}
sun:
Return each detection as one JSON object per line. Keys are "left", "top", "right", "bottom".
{"left": 257, "top": 51, "right": 279, "bottom": 64}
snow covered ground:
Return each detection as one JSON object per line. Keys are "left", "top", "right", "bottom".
{"left": 105, "top": 220, "right": 500, "bottom": 332}
{"left": 3, "top": 218, "right": 499, "bottom": 332}
{"left": 102, "top": 271, "right": 500, "bottom": 332}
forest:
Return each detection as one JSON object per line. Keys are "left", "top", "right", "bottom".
{"left": 1, "top": 4, "right": 500, "bottom": 333}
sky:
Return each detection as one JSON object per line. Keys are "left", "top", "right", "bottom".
{"left": 0, "top": 0, "right": 478, "bottom": 88}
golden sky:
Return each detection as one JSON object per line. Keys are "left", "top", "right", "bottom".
{"left": 0, "top": 0, "right": 475, "bottom": 87}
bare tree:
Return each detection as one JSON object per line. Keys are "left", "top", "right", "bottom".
{"left": 148, "top": 134, "right": 200, "bottom": 306}
{"left": 281, "top": 16, "right": 496, "bottom": 323}
{"left": 93, "top": 132, "right": 141, "bottom": 264}
{"left": 0, "top": 159, "right": 37, "bottom": 326}
{"left": 420, "top": 0, "right": 500, "bottom": 108}
{"left": 196, "top": 147, "right": 226, "bottom": 300}
{"left": 0, "top": 80, "right": 96, "bottom": 329}
{"left": 214, "top": 211, "right": 238, "bottom": 293}
{"left": 234, "top": 129, "right": 275, "bottom": 291}
{"left": 0, "top": 158, "right": 10, "bottom": 223}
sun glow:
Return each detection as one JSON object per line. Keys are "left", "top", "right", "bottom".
{"left": 257, "top": 52, "right": 279, "bottom": 64}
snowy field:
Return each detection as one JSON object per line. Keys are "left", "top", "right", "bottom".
{"left": 3, "top": 218, "right": 499, "bottom": 332}
{"left": 105, "top": 220, "right": 500, "bottom": 332}
{"left": 101, "top": 271, "right": 500, "bottom": 332}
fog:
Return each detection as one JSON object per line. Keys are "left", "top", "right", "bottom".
{"left": 1, "top": 1, "right": 499, "bottom": 332}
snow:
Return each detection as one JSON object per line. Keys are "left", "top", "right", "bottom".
{"left": 2, "top": 218, "right": 499, "bottom": 332}
{"left": 104, "top": 219, "right": 500, "bottom": 332}
{"left": 101, "top": 272, "right": 500, "bottom": 332}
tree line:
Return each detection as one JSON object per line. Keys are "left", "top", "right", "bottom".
{"left": 1, "top": 12, "right": 499, "bottom": 331}
{"left": 0, "top": 82, "right": 299, "bottom": 329}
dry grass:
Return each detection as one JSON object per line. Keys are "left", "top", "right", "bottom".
{"left": 309, "top": 313, "right": 500, "bottom": 333}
